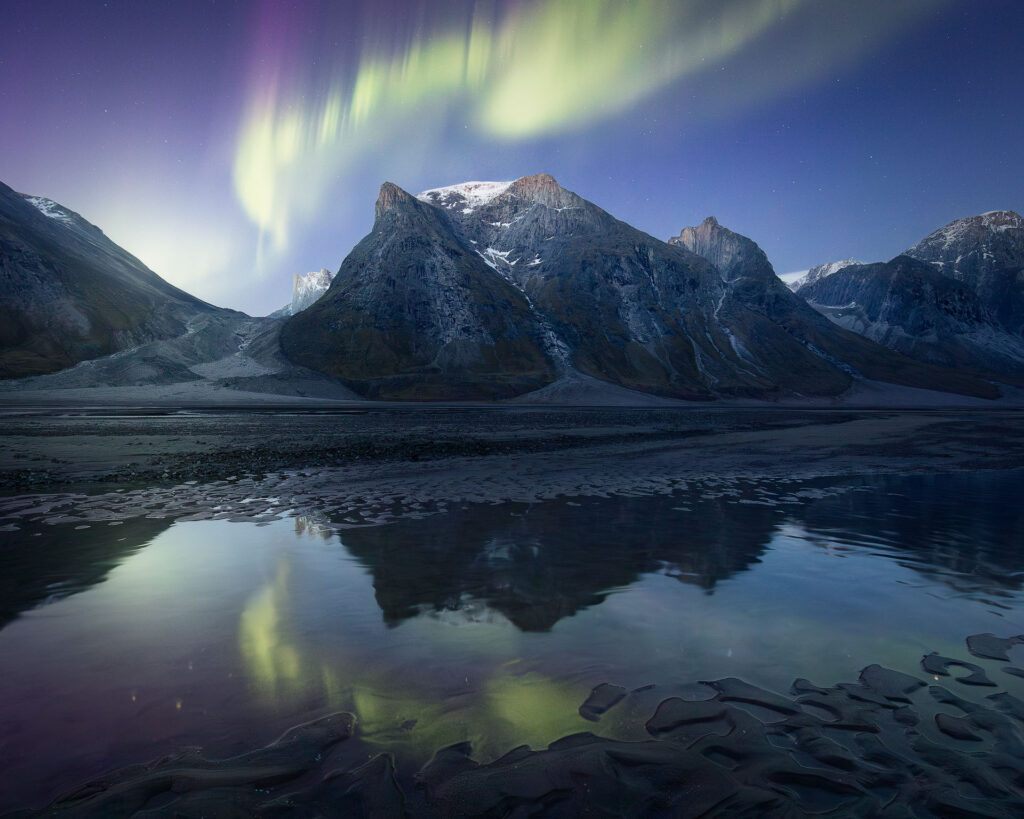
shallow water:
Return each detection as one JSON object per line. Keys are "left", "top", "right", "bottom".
{"left": 1, "top": 469, "right": 1023, "bottom": 811}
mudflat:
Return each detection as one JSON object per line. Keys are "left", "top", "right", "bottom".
{"left": 2, "top": 406, "right": 1022, "bottom": 492}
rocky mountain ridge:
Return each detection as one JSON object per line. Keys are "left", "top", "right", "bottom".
{"left": 0, "top": 180, "right": 226, "bottom": 378}
{"left": 281, "top": 175, "right": 996, "bottom": 400}
{"left": 798, "top": 256, "right": 1024, "bottom": 378}
{"left": 904, "top": 210, "right": 1024, "bottom": 334}
{"left": 3, "top": 175, "right": 1016, "bottom": 403}
{"left": 667, "top": 216, "right": 996, "bottom": 396}
{"left": 280, "top": 181, "right": 557, "bottom": 399}
{"left": 789, "top": 210, "right": 1024, "bottom": 382}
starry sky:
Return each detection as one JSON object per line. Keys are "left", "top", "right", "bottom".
{"left": 2, "top": 0, "right": 1022, "bottom": 315}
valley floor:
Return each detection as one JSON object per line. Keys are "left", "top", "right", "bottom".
{"left": 1, "top": 406, "right": 1022, "bottom": 502}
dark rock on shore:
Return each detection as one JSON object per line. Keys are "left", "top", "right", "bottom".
{"left": 578, "top": 683, "right": 627, "bottom": 722}
{"left": 967, "top": 632, "right": 1024, "bottom": 661}
{"left": 39, "top": 712, "right": 354, "bottom": 817}
{"left": 921, "top": 652, "right": 997, "bottom": 686}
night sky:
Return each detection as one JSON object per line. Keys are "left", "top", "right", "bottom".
{"left": 2, "top": 0, "right": 1022, "bottom": 315}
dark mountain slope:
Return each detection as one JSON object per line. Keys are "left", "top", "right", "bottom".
{"left": 282, "top": 177, "right": 998, "bottom": 401}
{"left": 280, "top": 183, "right": 557, "bottom": 400}
{"left": 423, "top": 176, "right": 862, "bottom": 399}
{"left": 904, "top": 211, "right": 1024, "bottom": 335}
{"left": 799, "top": 255, "right": 1024, "bottom": 379}
{"left": 670, "top": 217, "right": 998, "bottom": 398}
{"left": 0, "top": 180, "right": 221, "bottom": 378}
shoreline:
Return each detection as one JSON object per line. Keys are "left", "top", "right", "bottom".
{"left": 2, "top": 407, "right": 1022, "bottom": 527}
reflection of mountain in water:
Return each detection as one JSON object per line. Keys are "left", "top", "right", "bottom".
{"left": 795, "top": 470, "right": 1024, "bottom": 600}
{"left": 340, "top": 470, "right": 1024, "bottom": 632}
{"left": 0, "top": 516, "right": 172, "bottom": 628}
{"left": 339, "top": 494, "right": 778, "bottom": 631}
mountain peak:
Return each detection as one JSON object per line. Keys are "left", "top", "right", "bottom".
{"left": 375, "top": 182, "right": 416, "bottom": 218}
{"left": 671, "top": 216, "right": 725, "bottom": 247}
{"left": 289, "top": 268, "right": 334, "bottom": 315}
{"left": 670, "top": 217, "right": 775, "bottom": 283}
{"left": 514, "top": 172, "right": 559, "bottom": 191}
{"left": 909, "top": 210, "right": 1024, "bottom": 253}
{"left": 508, "top": 173, "right": 574, "bottom": 208}
{"left": 981, "top": 210, "right": 1022, "bottom": 221}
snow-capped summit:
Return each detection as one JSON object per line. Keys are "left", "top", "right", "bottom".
{"left": 269, "top": 268, "right": 335, "bottom": 317}
{"left": 416, "top": 181, "right": 513, "bottom": 213}
{"left": 292, "top": 268, "right": 334, "bottom": 314}
{"left": 789, "top": 259, "right": 861, "bottom": 292}
{"left": 918, "top": 211, "right": 1023, "bottom": 252}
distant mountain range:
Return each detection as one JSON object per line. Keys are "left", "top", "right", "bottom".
{"left": 790, "top": 211, "right": 1024, "bottom": 380}
{"left": 2, "top": 173, "right": 1020, "bottom": 402}
{"left": 281, "top": 175, "right": 995, "bottom": 400}
{"left": 787, "top": 259, "right": 862, "bottom": 292}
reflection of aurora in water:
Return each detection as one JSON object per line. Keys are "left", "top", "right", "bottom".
{"left": 237, "top": 549, "right": 592, "bottom": 761}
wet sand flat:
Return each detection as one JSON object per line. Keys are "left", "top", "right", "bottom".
{"left": 2, "top": 407, "right": 1023, "bottom": 494}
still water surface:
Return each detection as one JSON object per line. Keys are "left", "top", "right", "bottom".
{"left": 1, "top": 470, "right": 1023, "bottom": 810}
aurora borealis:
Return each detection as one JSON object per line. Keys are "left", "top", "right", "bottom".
{"left": 2, "top": 0, "right": 1022, "bottom": 315}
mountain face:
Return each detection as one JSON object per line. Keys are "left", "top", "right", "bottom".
{"left": 281, "top": 175, "right": 996, "bottom": 400}
{"left": 0, "top": 180, "right": 219, "bottom": 378}
{"left": 785, "top": 211, "right": 1024, "bottom": 382}
{"left": 270, "top": 268, "right": 335, "bottom": 317}
{"left": 788, "top": 259, "right": 861, "bottom": 292}
{"left": 904, "top": 211, "right": 1024, "bottom": 335}
{"left": 798, "top": 256, "right": 1024, "bottom": 378}
{"left": 667, "top": 216, "right": 998, "bottom": 397}
{"left": 279, "top": 183, "right": 557, "bottom": 399}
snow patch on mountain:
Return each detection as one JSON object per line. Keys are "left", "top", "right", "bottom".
{"left": 912, "top": 211, "right": 1024, "bottom": 252}
{"left": 777, "top": 269, "right": 808, "bottom": 287}
{"left": 789, "top": 259, "right": 861, "bottom": 291}
{"left": 476, "top": 247, "right": 571, "bottom": 371}
{"left": 417, "top": 181, "right": 513, "bottom": 212}
{"left": 24, "top": 196, "right": 75, "bottom": 223}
